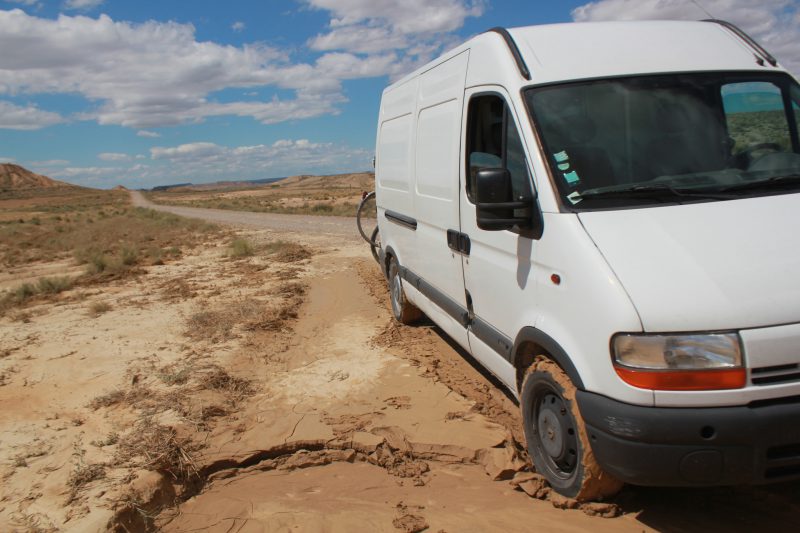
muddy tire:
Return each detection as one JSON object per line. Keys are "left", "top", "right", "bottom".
{"left": 388, "top": 258, "right": 422, "bottom": 325}
{"left": 520, "top": 358, "right": 623, "bottom": 501}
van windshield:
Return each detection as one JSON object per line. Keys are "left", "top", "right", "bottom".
{"left": 526, "top": 72, "right": 800, "bottom": 210}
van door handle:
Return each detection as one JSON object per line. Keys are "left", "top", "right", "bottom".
{"left": 447, "top": 230, "right": 470, "bottom": 256}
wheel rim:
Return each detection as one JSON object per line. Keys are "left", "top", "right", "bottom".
{"left": 390, "top": 273, "right": 403, "bottom": 318}
{"left": 534, "top": 389, "right": 579, "bottom": 479}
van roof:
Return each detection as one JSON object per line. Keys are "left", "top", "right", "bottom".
{"left": 386, "top": 20, "right": 788, "bottom": 92}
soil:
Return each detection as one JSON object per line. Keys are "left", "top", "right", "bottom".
{"left": 1, "top": 192, "right": 798, "bottom": 532}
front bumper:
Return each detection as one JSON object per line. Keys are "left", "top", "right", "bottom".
{"left": 577, "top": 390, "right": 800, "bottom": 486}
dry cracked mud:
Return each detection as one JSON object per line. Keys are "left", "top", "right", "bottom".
{"left": 1, "top": 194, "right": 799, "bottom": 532}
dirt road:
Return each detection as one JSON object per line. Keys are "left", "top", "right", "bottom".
{"left": 130, "top": 190, "right": 359, "bottom": 243}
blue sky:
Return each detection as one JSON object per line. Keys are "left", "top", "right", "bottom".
{"left": 0, "top": 0, "right": 798, "bottom": 189}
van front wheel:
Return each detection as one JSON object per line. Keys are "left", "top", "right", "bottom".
{"left": 388, "top": 258, "right": 421, "bottom": 325}
{"left": 521, "top": 359, "right": 622, "bottom": 501}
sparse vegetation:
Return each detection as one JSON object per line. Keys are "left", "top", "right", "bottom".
{"left": 228, "top": 237, "right": 255, "bottom": 258}
{"left": 66, "top": 463, "right": 106, "bottom": 501}
{"left": 0, "top": 189, "right": 217, "bottom": 270}
{"left": 264, "top": 240, "right": 312, "bottom": 262}
{"left": 115, "top": 419, "right": 201, "bottom": 482}
{"left": 0, "top": 188, "right": 220, "bottom": 315}
{"left": 88, "top": 301, "right": 112, "bottom": 317}
{"left": 145, "top": 172, "right": 375, "bottom": 217}
{"left": 0, "top": 276, "right": 74, "bottom": 314}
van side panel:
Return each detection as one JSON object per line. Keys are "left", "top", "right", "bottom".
{"left": 376, "top": 78, "right": 417, "bottom": 285}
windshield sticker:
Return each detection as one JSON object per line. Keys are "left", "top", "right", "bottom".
{"left": 567, "top": 191, "right": 582, "bottom": 204}
{"left": 554, "top": 150, "right": 580, "bottom": 185}
{"left": 564, "top": 170, "right": 580, "bottom": 185}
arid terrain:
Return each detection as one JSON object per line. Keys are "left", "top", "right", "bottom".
{"left": 2, "top": 169, "right": 799, "bottom": 532}
{"left": 146, "top": 172, "right": 375, "bottom": 218}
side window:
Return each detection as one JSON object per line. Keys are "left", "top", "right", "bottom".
{"left": 722, "top": 82, "right": 791, "bottom": 156}
{"left": 466, "top": 94, "right": 533, "bottom": 203}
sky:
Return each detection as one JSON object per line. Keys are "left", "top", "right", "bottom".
{"left": 0, "top": 0, "right": 799, "bottom": 189}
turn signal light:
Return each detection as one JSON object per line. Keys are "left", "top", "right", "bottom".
{"left": 614, "top": 366, "right": 746, "bottom": 391}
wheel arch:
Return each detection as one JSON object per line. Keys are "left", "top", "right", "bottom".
{"left": 513, "top": 326, "right": 585, "bottom": 394}
{"left": 382, "top": 245, "right": 398, "bottom": 279}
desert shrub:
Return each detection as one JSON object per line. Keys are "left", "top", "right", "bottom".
{"left": 88, "top": 301, "right": 112, "bottom": 317}
{"left": 229, "top": 238, "right": 255, "bottom": 258}
{"left": 36, "top": 276, "right": 73, "bottom": 294}
{"left": 121, "top": 245, "right": 139, "bottom": 266}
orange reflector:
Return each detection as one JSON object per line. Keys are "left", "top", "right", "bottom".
{"left": 614, "top": 366, "right": 746, "bottom": 391}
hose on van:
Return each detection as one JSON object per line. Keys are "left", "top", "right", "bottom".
{"left": 357, "top": 191, "right": 380, "bottom": 263}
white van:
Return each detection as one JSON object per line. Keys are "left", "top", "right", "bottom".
{"left": 373, "top": 20, "right": 800, "bottom": 500}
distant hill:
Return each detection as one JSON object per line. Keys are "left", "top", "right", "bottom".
{"left": 151, "top": 177, "right": 285, "bottom": 192}
{"left": 151, "top": 172, "right": 374, "bottom": 192}
{"left": 0, "top": 163, "right": 78, "bottom": 192}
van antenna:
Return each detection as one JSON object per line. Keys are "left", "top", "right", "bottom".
{"left": 690, "top": 0, "right": 715, "bottom": 19}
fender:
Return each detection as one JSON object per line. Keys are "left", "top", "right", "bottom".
{"left": 513, "top": 326, "right": 585, "bottom": 390}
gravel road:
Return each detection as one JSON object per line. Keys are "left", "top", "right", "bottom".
{"left": 130, "top": 190, "right": 362, "bottom": 243}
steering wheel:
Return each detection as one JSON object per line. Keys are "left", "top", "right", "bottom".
{"left": 740, "top": 142, "right": 782, "bottom": 167}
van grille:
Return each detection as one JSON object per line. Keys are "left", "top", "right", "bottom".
{"left": 751, "top": 363, "right": 800, "bottom": 386}
{"left": 765, "top": 443, "right": 800, "bottom": 480}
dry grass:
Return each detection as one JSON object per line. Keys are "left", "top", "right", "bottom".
{"left": 0, "top": 188, "right": 219, "bottom": 315}
{"left": 0, "top": 276, "right": 74, "bottom": 314}
{"left": 88, "top": 301, "right": 112, "bottom": 317}
{"left": 0, "top": 189, "right": 216, "bottom": 270}
{"left": 196, "top": 366, "right": 255, "bottom": 409}
{"left": 228, "top": 237, "right": 255, "bottom": 258}
{"left": 116, "top": 420, "right": 201, "bottom": 482}
{"left": 145, "top": 172, "right": 374, "bottom": 218}
{"left": 264, "top": 240, "right": 311, "bottom": 262}
{"left": 66, "top": 463, "right": 106, "bottom": 502}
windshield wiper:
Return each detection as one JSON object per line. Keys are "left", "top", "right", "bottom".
{"left": 719, "top": 174, "right": 800, "bottom": 193}
{"left": 577, "top": 184, "right": 733, "bottom": 202}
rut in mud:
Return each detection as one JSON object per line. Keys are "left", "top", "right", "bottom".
{"left": 152, "top": 253, "right": 631, "bottom": 533}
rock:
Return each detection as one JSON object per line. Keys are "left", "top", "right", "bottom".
{"left": 550, "top": 492, "right": 580, "bottom": 510}
{"left": 477, "top": 447, "right": 526, "bottom": 481}
{"left": 371, "top": 426, "right": 411, "bottom": 452}
{"left": 393, "top": 514, "right": 429, "bottom": 532}
{"left": 350, "top": 431, "right": 384, "bottom": 454}
{"left": 518, "top": 473, "right": 551, "bottom": 500}
{"left": 509, "top": 471, "right": 537, "bottom": 487}
{"left": 278, "top": 449, "right": 356, "bottom": 471}
{"left": 580, "top": 501, "right": 621, "bottom": 518}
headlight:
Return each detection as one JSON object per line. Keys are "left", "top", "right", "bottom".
{"left": 612, "top": 333, "right": 745, "bottom": 390}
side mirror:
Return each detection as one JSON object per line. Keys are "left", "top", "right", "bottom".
{"left": 476, "top": 168, "right": 534, "bottom": 232}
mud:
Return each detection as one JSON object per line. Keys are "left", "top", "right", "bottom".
{"left": 3, "top": 194, "right": 800, "bottom": 532}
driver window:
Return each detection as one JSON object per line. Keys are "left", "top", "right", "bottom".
{"left": 466, "top": 94, "right": 533, "bottom": 203}
{"left": 722, "top": 82, "right": 791, "bottom": 161}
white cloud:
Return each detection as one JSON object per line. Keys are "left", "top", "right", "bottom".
{"left": 306, "top": 0, "right": 483, "bottom": 35}
{"left": 136, "top": 130, "right": 161, "bottom": 138}
{"left": 38, "top": 139, "right": 370, "bottom": 188}
{"left": 0, "top": 9, "right": 389, "bottom": 128}
{"left": 151, "top": 142, "right": 224, "bottom": 160}
{"left": 0, "top": 156, "right": 16, "bottom": 163}
{"left": 30, "top": 159, "right": 69, "bottom": 165}
{"left": 0, "top": 100, "right": 64, "bottom": 130}
{"left": 7, "top": 0, "right": 39, "bottom": 5}
{"left": 305, "top": 0, "right": 483, "bottom": 71}
{"left": 571, "top": 0, "right": 800, "bottom": 75}
{"left": 140, "top": 139, "right": 371, "bottom": 186}
{"left": 64, "top": 0, "right": 103, "bottom": 10}
{"left": 98, "top": 152, "right": 131, "bottom": 161}
{"left": 231, "top": 21, "right": 245, "bottom": 32}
